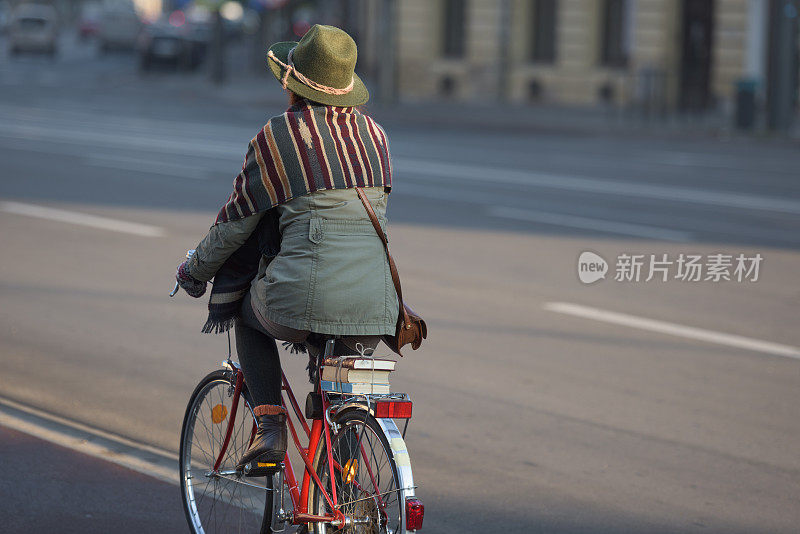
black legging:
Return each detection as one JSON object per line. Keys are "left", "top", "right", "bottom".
{"left": 235, "top": 293, "right": 283, "bottom": 407}
{"left": 235, "top": 292, "right": 382, "bottom": 407}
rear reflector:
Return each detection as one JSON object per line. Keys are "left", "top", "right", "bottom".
{"left": 405, "top": 497, "right": 424, "bottom": 530}
{"left": 374, "top": 400, "right": 413, "bottom": 419}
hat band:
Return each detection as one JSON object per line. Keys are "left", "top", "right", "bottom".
{"left": 268, "top": 48, "right": 355, "bottom": 96}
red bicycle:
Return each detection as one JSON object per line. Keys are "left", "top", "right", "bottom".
{"left": 177, "top": 334, "right": 424, "bottom": 533}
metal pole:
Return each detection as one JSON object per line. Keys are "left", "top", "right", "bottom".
{"left": 251, "top": 9, "right": 269, "bottom": 75}
{"left": 209, "top": 7, "right": 226, "bottom": 85}
{"left": 766, "top": 0, "right": 799, "bottom": 131}
{"left": 497, "top": 0, "right": 512, "bottom": 102}
{"left": 378, "top": 0, "right": 396, "bottom": 104}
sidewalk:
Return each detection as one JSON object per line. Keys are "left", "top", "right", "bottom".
{"left": 0, "top": 424, "right": 186, "bottom": 533}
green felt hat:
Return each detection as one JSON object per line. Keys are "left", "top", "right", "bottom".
{"left": 266, "top": 24, "right": 369, "bottom": 107}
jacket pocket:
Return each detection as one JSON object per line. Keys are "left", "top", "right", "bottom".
{"left": 309, "top": 220, "right": 387, "bottom": 327}
{"left": 309, "top": 218, "right": 325, "bottom": 244}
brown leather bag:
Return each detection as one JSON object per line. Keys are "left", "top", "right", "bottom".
{"left": 356, "top": 187, "right": 427, "bottom": 356}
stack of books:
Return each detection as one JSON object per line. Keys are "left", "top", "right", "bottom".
{"left": 320, "top": 357, "right": 396, "bottom": 394}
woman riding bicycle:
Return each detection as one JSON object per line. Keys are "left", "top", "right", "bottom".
{"left": 175, "top": 25, "right": 397, "bottom": 473}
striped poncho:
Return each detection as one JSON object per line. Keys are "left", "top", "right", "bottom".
{"left": 200, "top": 99, "right": 392, "bottom": 334}
{"left": 215, "top": 99, "right": 392, "bottom": 224}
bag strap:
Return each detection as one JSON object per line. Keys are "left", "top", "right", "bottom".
{"left": 355, "top": 187, "right": 409, "bottom": 323}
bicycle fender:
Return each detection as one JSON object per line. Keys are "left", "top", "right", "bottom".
{"left": 330, "top": 400, "right": 372, "bottom": 420}
{"left": 376, "top": 417, "right": 416, "bottom": 530}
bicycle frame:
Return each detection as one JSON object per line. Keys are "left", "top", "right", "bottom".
{"left": 211, "top": 349, "right": 398, "bottom": 528}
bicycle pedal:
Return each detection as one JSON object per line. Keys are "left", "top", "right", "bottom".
{"left": 242, "top": 459, "right": 281, "bottom": 477}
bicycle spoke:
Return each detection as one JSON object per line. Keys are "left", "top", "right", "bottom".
{"left": 190, "top": 419, "right": 215, "bottom": 464}
{"left": 202, "top": 396, "right": 219, "bottom": 459}
{"left": 238, "top": 490, "right": 243, "bottom": 534}
{"left": 218, "top": 480, "right": 235, "bottom": 530}
{"left": 205, "top": 478, "right": 218, "bottom": 531}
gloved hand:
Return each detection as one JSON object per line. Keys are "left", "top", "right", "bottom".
{"left": 176, "top": 261, "right": 207, "bottom": 298}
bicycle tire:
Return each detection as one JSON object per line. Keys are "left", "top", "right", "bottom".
{"left": 309, "top": 409, "right": 404, "bottom": 534}
{"left": 179, "top": 369, "right": 273, "bottom": 534}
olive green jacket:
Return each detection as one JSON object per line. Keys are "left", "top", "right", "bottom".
{"left": 186, "top": 187, "right": 398, "bottom": 336}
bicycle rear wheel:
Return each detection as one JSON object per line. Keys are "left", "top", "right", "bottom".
{"left": 179, "top": 369, "right": 273, "bottom": 534}
{"left": 310, "top": 410, "right": 403, "bottom": 533}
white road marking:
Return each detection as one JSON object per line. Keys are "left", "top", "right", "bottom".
{"left": 398, "top": 158, "right": 800, "bottom": 215}
{"left": 85, "top": 154, "right": 210, "bottom": 179}
{"left": 544, "top": 302, "right": 800, "bottom": 360}
{"left": 0, "top": 201, "right": 165, "bottom": 238}
{"left": 0, "top": 395, "right": 178, "bottom": 485}
{"left": 488, "top": 206, "right": 692, "bottom": 241}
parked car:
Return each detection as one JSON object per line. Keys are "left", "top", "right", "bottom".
{"left": 7, "top": 4, "right": 58, "bottom": 56}
{"left": 97, "top": 2, "right": 141, "bottom": 51}
{"left": 136, "top": 13, "right": 208, "bottom": 72}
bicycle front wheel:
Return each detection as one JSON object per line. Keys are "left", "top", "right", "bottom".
{"left": 179, "top": 369, "right": 273, "bottom": 534}
{"left": 310, "top": 410, "right": 404, "bottom": 534}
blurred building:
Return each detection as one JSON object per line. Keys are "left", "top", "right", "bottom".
{"left": 341, "top": 0, "right": 798, "bottom": 119}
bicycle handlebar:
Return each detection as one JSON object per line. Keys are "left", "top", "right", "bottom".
{"left": 170, "top": 249, "right": 196, "bottom": 297}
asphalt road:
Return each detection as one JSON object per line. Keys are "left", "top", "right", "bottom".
{"left": 0, "top": 423, "right": 186, "bottom": 534}
{"left": 1, "top": 35, "right": 799, "bottom": 533}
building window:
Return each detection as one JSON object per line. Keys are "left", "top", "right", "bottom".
{"left": 600, "top": 0, "right": 630, "bottom": 67}
{"left": 442, "top": 0, "right": 467, "bottom": 58}
{"left": 529, "top": 0, "right": 557, "bottom": 64}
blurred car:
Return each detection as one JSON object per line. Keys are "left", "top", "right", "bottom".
{"left": 97, "top": 2, "right": 141, "bottom": 51}
{"left": 7, "top": 4, "right": 59, "bottom": 56}
{"left": 78, "top": 3, "right": 101, "bottom": 41}
{"left": 136, "top": 13, "right": 208, "bottom": 72}
{"left": 184, "top": 5, "right": 212, "bottom": 46}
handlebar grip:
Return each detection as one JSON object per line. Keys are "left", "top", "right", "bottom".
{"left": 170, "top": 249, "right": 197, "bottom": 297}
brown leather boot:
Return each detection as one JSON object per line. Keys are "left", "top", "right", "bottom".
{"left": 237, "top": 405, "right": 287, "bottom": 475}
